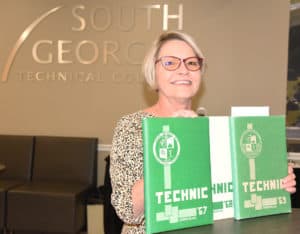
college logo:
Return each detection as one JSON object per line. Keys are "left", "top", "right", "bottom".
{"left": 153, "top": 125, "right": 180, "bottom": 190}
{"left": 153, "top": 125, "right": 180, "bottom": 165}
{"left": 240, "top": 123, "right": 262, "bottom": 159}
{"left": 1, "top": 3, "right": 184, "bottom": 83}
{"left": 240, "top": 122, "right": 262, "bottom": 181}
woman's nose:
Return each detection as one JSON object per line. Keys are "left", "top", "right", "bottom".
{"left": 177, "top": 61, "right": 189, "bottom": 74}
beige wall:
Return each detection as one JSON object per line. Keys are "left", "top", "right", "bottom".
{"left": 0, "top": 0, "right": 289, "bottom": 147}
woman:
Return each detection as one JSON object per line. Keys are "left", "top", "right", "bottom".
{"left": 109, "top": 31, "right": 296, "bottom": 234}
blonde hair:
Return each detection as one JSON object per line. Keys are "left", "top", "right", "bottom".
{"left": 142, "top": 31, "right": 205, "bottom": 89}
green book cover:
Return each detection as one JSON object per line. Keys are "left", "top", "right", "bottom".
{"left": 142, "top": 117, "right": 213, "bottom": 234}
{"left": 229, "top": 116, "right": 291, "bottom": 220}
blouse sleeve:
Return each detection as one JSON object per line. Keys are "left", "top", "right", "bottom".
{"left": 109, "top": 115, "right": 144, "bottom": 225}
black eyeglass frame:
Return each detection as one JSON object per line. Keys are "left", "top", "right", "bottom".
{"left": 155, "top": 56, "right": 204, "bottom": 72}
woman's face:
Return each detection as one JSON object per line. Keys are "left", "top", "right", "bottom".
{"left": 155, "top": 39, "right": 202, "bottom": 102}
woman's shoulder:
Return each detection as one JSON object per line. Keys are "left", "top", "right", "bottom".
{"left": 112, "top": 110, "right": 153, "bottom": 132}
{"left": 118, "top": 110, "right": 153, "bottom": 125}
{"left": 112, "top": 110, "right": 153, "bottom": 137}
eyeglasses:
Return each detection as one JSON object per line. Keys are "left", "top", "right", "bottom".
{"left": 155, "top": 56, "right": 204, "bottom": 71}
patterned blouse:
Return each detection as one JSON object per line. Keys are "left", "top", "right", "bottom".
{"left": 110, "top": 111, "right": 153, "bottom": 234}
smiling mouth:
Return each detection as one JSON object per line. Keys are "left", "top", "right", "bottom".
{"left": 170, "top": 80, "right": 192, "bottom": 85}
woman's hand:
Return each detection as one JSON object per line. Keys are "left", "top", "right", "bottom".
{"left": 132, "top": 179, "right": 144, "bottom": 218}
{"left": 282, "top": 164, "right": 297, "bottom": 194}
{"left": 172, "top": 109, "right": 198, "bottom": 117}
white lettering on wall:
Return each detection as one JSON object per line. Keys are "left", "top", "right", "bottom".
{"left": 71, "top": 5, "right": 86, "bottom": 31}
{"left": 71, "top": 4, "right": 183, "bottom": 31}
{"left": 163, "top": 4, "right": 183, "bottom": 30}
{"left": 32, "top": 40, "right": 53, "bottom": 64}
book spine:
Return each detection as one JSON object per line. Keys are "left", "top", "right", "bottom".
{"left": 142, "top": 118, "right": 152, "bottom": 234}
{"left": 229, "top": 117, "right": 241, "bottom": 220}
{"left": 209, "top": 116, "right": 234, "bottom": 220}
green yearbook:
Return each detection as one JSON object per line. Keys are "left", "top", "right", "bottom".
{"left": 229, "top": 116, "right": 291, "bottom": 220}
{"left": 142, "top": 117, "right": 213, "bottom": 234}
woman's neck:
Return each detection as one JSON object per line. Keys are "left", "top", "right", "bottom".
{"left": 145, "top": 98, "right": 192, "bottom": 117}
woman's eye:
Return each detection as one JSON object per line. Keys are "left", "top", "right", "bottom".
{"left": 188, "top": 61, "right": 198, "bottom": 66}
{"left": 164, "top": 61, "right": 174, "bottom": 66}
